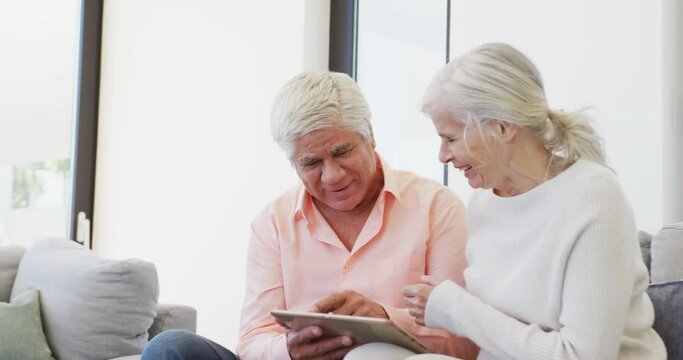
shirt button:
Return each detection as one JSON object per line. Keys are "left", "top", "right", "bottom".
{"left": 344, "top": 265, "right": 352, "bottom": 271}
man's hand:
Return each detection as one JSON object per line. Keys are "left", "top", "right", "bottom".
{"left": 402, "top": 275, "right": 441, "bottom": 326}
{"left": 311, "top": 290, "right": 389, "bottom": 318}
{"left": 285, "top": 325, "right": 353, "bottom": 360}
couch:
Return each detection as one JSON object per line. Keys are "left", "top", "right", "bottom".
{"left": 640, "top": 222, "right": 683, "bottom": 360}
{"left": 0, "top": 238, "right": 197, "bottom": 360}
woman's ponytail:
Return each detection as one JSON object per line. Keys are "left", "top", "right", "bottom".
{"left": 545, "top": 109, "right": 606, "bottom": 168}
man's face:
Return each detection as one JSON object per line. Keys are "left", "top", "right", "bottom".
{"left": 292, "top": 126, "right": 378, "bottom": 212}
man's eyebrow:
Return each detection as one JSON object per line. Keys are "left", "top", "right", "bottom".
{"left": 296, "top": 142, "right": 355, "bottom": 165}
{"left": 331, "top": 143, "right": 354, "bottom": 156}
{"left": 297, "top": 156, "right": 318, "bottom": 166}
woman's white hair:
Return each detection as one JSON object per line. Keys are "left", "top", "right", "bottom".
{"left": 271, "top": 71, "right": 372, "bottom": 158}
{"left": 422, "top": 43, "right": 605, "bottom": 168}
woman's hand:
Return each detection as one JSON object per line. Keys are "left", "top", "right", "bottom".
{"left": 402, "top": 275, "right": 442, "bottom": 326}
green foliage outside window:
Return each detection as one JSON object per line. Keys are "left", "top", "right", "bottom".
{"left": 11, "top": 159, "right": 71, "bottom": 209}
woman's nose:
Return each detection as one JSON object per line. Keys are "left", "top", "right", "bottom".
{"left": 439, "top": 141, "right": 452, "bottom": 164}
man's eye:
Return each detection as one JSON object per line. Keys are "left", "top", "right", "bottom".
{"left": 333, "top": 147, "right": 353, "bottom": 158}
{"left": 302, "top": 160, "right": 320, "bottom": 167}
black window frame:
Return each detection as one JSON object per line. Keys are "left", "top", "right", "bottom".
{"left": 70, "top": 0, "right": 103, "bottom": 247}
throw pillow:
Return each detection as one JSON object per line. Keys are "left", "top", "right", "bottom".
{"left": 10, "top": 238, "right": 159, "bottom": 360}
{"left": 0, "top": 288, "right": 55, "bottom": 360}
{"left": 0, "top": 245, "right": 25, "bottom": 302}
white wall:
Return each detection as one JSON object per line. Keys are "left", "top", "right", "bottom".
{"left": 94, "top": 0, "right": 329, "bottom": 349}
{"left": 449, "top": 0, "right": 663, "bottom": 232}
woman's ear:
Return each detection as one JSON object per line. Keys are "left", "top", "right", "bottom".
{"left": 493, "top": 120, "right": 517, "bottom": 142}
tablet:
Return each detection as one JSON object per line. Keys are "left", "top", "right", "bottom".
{"left": 270, "top": 309, "right": 429, "bottom": 353}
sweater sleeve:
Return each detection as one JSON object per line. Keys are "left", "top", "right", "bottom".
{"left": 385, "top": 304, "right": 479, "bottom": 360}
{"left": 425, "top": 178, "right": 645, "bottom": 359}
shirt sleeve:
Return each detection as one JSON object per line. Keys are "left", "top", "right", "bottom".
{"left": 389, "top": 187, "right": 478, "bottom": 360}
{"left": 236, "top": 208, "right": 291, "bottom": 360}
{"left": 424, "top": 180, "right": 647, "bottom": 359}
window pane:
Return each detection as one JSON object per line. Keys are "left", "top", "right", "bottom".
{"left": 356, "top": 0, "right": 448, "bottom": 183}
{"left": 0, "top": 0, "right": 82, "bottom": 246}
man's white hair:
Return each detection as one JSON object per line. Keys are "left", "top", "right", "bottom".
{"left": 271, "top": 71, "right": 372, "bottom": 158}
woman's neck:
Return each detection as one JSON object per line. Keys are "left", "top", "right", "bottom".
{"left": 494, "top": 137, "right": 560, "bottom": 197}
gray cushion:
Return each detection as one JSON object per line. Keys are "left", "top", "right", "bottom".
{"left": 148, "top": 304, "right": 198, "bottom": 339}
{"left": 647, "top": 280, "right": 683, "bottom": 360}
{"left": 651, "top": 222, "right": 683, "bottom": 283}
{"left": 0, "top": 245, "right": 25, "bottom": 302}
{"left": 638, "top": 230, "right": 652, "bottom": 272}
{"left": 0, "top": 289, "right": 54, "bottom": 360}
{"left": 10, "top": 238, "right": 159, "bottom": 360}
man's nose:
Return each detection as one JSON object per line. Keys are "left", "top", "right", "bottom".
{"left": 321, "top": 160, "right": 345, "bottom": 184}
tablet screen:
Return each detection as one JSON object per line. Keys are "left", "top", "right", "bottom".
{"left": 271, "top": 309, "right": 429, "bottom": 353}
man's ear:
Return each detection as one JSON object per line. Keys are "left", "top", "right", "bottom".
{"left": 493, "top": 120, "right": 517, "bottom": 142}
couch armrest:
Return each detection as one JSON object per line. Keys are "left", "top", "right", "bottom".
{"left": 148, "top": 303, "right": 197, "bottom": 339}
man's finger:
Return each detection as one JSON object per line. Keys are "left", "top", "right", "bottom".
{"left": 287, "top": 325, "right": 323, "bottom": 345}
{"left": 329, "top": 300, "right": 356, "bottom": 316}
{"left": 292, "top": 336, "right": 353, "bottom": 359}
{"left": 313, "top": 292, "right": 349, "bottom": 313}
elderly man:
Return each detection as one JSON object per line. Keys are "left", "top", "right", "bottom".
{"left": 141, "top": 71, "right": 473, "bottom": 360}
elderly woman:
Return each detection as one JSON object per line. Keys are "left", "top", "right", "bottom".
{"left": 396, "top": 43, "right": 666, "bottom": 359}
{"left": 142, "top": 71, "right": 476, "bottom": 360}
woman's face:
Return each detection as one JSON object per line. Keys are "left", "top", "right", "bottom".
{"left": 430, "top": 105, "right": 508, "bottom": 190}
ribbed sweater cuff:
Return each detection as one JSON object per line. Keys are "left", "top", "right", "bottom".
{"left": 425, "top": 280, "right": 467, "bottom": 336}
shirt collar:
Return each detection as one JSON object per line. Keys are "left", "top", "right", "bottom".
{"left": 293, "top": 152, "right": 401, "bottom": 221}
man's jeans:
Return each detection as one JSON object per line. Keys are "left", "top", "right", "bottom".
{"left": 141, "top": 329, "right": 239, "bottom": 360}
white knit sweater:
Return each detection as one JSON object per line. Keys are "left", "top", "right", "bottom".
{"left": 425, "top": 159, "right": 666, "bottom": 359}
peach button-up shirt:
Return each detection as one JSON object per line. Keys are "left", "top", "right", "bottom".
{"left": 237, "top": 157, "right": 472, "bottom": 359}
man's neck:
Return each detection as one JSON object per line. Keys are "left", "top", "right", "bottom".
{"left": 314, "top": 171, "right": 385, "bottom": 250}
